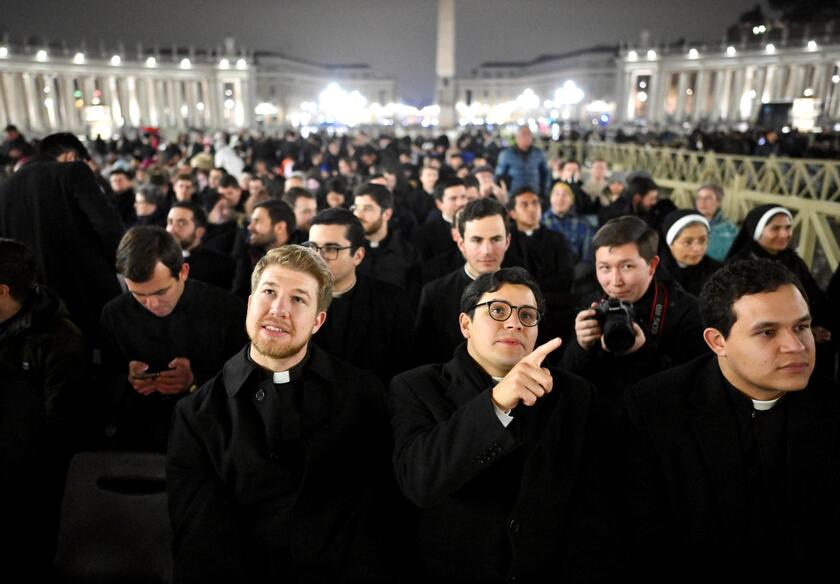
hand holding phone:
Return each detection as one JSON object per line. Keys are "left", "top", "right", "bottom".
{"left": 128, "top": 361, "right": 160, "bottom": 396}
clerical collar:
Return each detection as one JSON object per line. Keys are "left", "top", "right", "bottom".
{"left": 463, "top": 264, "right": 479, "bottom": 280}
{"left": 369, "top": 240, "right": 379, "bottom": 248}
{"left": 272, "top": 350, "right": 311, "bottom": 385}
{"left": 752, "top": 396, "right": 782, "bottom": 411}
{"left": 332, "top": 277, "right": 357, "bottom": 298}
{"left": 523, "top": 229, "right": 535, "bottom": 237}
{"left": 181, "top": 249, "right": 190, "bottom": 258}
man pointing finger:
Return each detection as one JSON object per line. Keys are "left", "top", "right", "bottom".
{"left": 389, "top": 267, "right": 604, "bottom": 582}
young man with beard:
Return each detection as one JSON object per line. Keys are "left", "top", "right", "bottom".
{"left": 166, "top": 201, "right": 235, "bottom": 290}
{"left": 231, "top": 199, "right": 295, "bottom": 298}
{"left": 167, "top": 245, "right": 396, "bottom": 583}
{"left": 352, "top": 182, "right": 418, "bottom": 293}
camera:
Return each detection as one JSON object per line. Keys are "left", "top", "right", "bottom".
{"left": 593, "top": 298, "right": 636, "bottom": 354}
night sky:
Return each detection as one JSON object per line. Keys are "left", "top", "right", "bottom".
{"left": 4, "top": 0, "right": 770, "bottom": 104}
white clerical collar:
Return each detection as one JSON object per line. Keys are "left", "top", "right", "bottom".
{"left": 369, "top": 240, "right": 379, "bottom": 248}
{"left": 273, "top": 371, "right": 291, "bottom": 384}
{"left": 181, "top": 249, "right": 190, "bottom": 258}
{"left": 753, "top": 396, "right": 782, "bottom": 411}
{"left": 464, "top": 264, "right": 479, "bottom": 280}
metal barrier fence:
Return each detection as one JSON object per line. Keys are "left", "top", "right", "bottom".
{"left": 548, "top": 140, "right": 840, "bottom": 272}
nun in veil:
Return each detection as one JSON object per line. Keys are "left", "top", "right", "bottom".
{"left": 659, "top": 209, "right": 722, "bottom": 298}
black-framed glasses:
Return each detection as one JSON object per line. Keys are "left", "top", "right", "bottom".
{"left": 471, "top": 300, "right": 541, "bottom": 327}
{"left": 302, "top": 241, "right": 353, "bottom": 260}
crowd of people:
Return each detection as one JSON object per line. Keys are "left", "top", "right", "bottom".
{"left": 1, "top": 122, "right": 839, "bottom": 582}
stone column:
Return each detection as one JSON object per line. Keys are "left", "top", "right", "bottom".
{"left": 693, "top": 70, "right": 709, "bottom": 122}
{"left": 435, "top": 0, "right": 456, "bottom": 128}
{"left": 21, "top": 72, "right": 43, "bottom": 133}
{"left": 675, "top": 72, "right": 688, "bottom": 121}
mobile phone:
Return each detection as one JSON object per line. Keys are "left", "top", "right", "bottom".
{"left": 133, "top": 371, "right": 161, "bottom": 380}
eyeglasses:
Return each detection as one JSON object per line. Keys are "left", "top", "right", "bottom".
{"left": 302, "top": 241, "right": 353, "bottom": 260}
{"left": 471, "top": 300, "right": 541, "bottom": 327}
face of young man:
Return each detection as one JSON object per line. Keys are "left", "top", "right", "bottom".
{"left": 460, "top": 283, "right": 540, "bottom": 377}
{"left": 307, "top": 224, "right": 363, "bottom": 292}
{"left": 166, "top": 207, "right": 202, "bottom": 251}
{"left": 510, "top": 192, "right": 542, "bottom": 231}
{"left": 595, "top": 243, "right": 658, "bottom": 303}
{"left": 458, "top": 215, "right": 510, "bottom": 276}
{"left": 591, "top": 161, "right": 608, "bottom": 181}
{"left": 125, "top": 261, "right": 189, "bottom": 318}
{"left": 246, "top": 265, "right": 326, "bottom": 369}
{"left": 758, "top": 213, "right": 793, "bottom": 254}
{"left": 110, "top": 173, "right": 132, "bottom": 194}
{"left": 420, "top": 168, "right": 439, "bottom": 193}
{"left": 705, "top": 284, "right": 814, "bottom": 401}
{"left": 436, "top": 185, "right": 468, "bottom": 221}
{"left": 248, "top": 207, "right": 285, "bottom": 249}
{"left": 353, "top": 195, "right": 391, "bottom": 238}
{"left": 293, "top": 197, "right": 318, "bottom": 232}
{"left": 173, "top": 179, "right": 194, "bottom": 202}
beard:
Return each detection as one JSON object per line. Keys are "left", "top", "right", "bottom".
{"left": 363, "top": 215, "right": 383, "bottom": 236}
{"left": 248, "top": 322, "right": 307, "bottom": 361}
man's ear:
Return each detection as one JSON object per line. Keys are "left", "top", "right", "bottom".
{"left": 703, "top": 327, "right": 726, "bottom": 355}
{"left": 459, "top": 312, "right": 472, "bottom": 340}
{"left": 647, "top": 255, "right": 660, "bottom": 275}
{"left": 312, "top": 310, "right": 327, "bottom": 335}
{"left": 383, "top": 208, "right": 393, "bottom": 222}
{"left": 179, "top": 262, "right": 190, "bottom": 281}
{"left": 195, "top": 226, "right": 206, "bottom": 241}
{"left": 352, "top": 245, "right": 365, "bottom": 266}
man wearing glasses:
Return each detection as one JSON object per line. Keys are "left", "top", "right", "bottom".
{"left": 304, "top": 208, "right": 415, "bottom": 383}
{"left": 389, "top": 267, "right": 603, "bottom": 582}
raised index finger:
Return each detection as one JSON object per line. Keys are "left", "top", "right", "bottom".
{"left": 523, "top": 337, "right": 562, "bottom": 366}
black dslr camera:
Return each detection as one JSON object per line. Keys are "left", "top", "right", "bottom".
{"left": 593, "top": 298, "right": 636, "bottom": 354}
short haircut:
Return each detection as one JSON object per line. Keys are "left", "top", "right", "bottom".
{"left": 353, "top": 182, "right": 393, "bottom": 210}
{"left": 592, "top": 216, "right": 659, "bottom": 262}
{"left": 174, "top": 173, "right": 194, "bottom": 184}
{"left": 116, "top": 226, "right": 183, "bottom": 281}
{"left": 561, "top": 159, "right": 580, "bottom": 170}
{"left": 697, "top": 183, "right": 724, "bottom": 201}
{"left": 625, "top": 176, "right": 658, "bottom": 198}
{"left": 39, "top": 132, "right": 90, "bottom": 161}
{"left": 460, "top": 267, "right": 546, "bottom": 318}
{"left": 254, "top": 199, "right": 297, "bottom": 232}
{"left": 310, "top": 208, "right": 365, "bottom": 252}
{"left": 434, "top": 176, "right": 466, "bottom": 202}
{"left": 700, "top": 259, "right": 808, "bottom": 338}
{"left": 0, "top": 238, "right": 37, "bottom": 302}
{"left": 110, "top": 168, "right": 131, "bottom": 179}
{"left": 170, "top": 201, "right": 208, "bottom": 229}
{"left": 508, "top": 185, "right": 538, "bottom": 210}
{"left": 458, "top": 197, "right": 509, "bottom": 238}
{"left": 463, "top": 175, "right": 480, "bottom": 190}
{"left": 324, "top": 177, "right": 348, "bottom": 195}
{"left": 283, "top": 186, "right": 316, "bottom": 208}
{"left": 218, "top": 175, "right": 239, "bottom": 189}
{"left": 250, "top": 245, "right": 334, "bottom": 312}
{"left": 136, "top": 184, "right": 164, "bottom": 206}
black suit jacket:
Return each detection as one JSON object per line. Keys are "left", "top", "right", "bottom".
{"left": 0, "top": 159, "right": 124, "bottom": 340}
{"left": 413, "top": 267, "right": 472, "bottom": 365}
{"left": 312, "top": 273, "right": 415, "bottom": 383}
{"left": 167, "top": 345, "right": 397, "bottom": 583}
{"left": 623, "top": 355, "right": 840, "bottom": 581}
{"left": 185, "top": 245, "right": 236, "bottom": 290}
{"left": 389, "top": 344, "right": 605, "bottom": 582}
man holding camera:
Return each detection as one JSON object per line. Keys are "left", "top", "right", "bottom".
{"left": 561, "top": 216, "right": 706, "bottom": 397}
